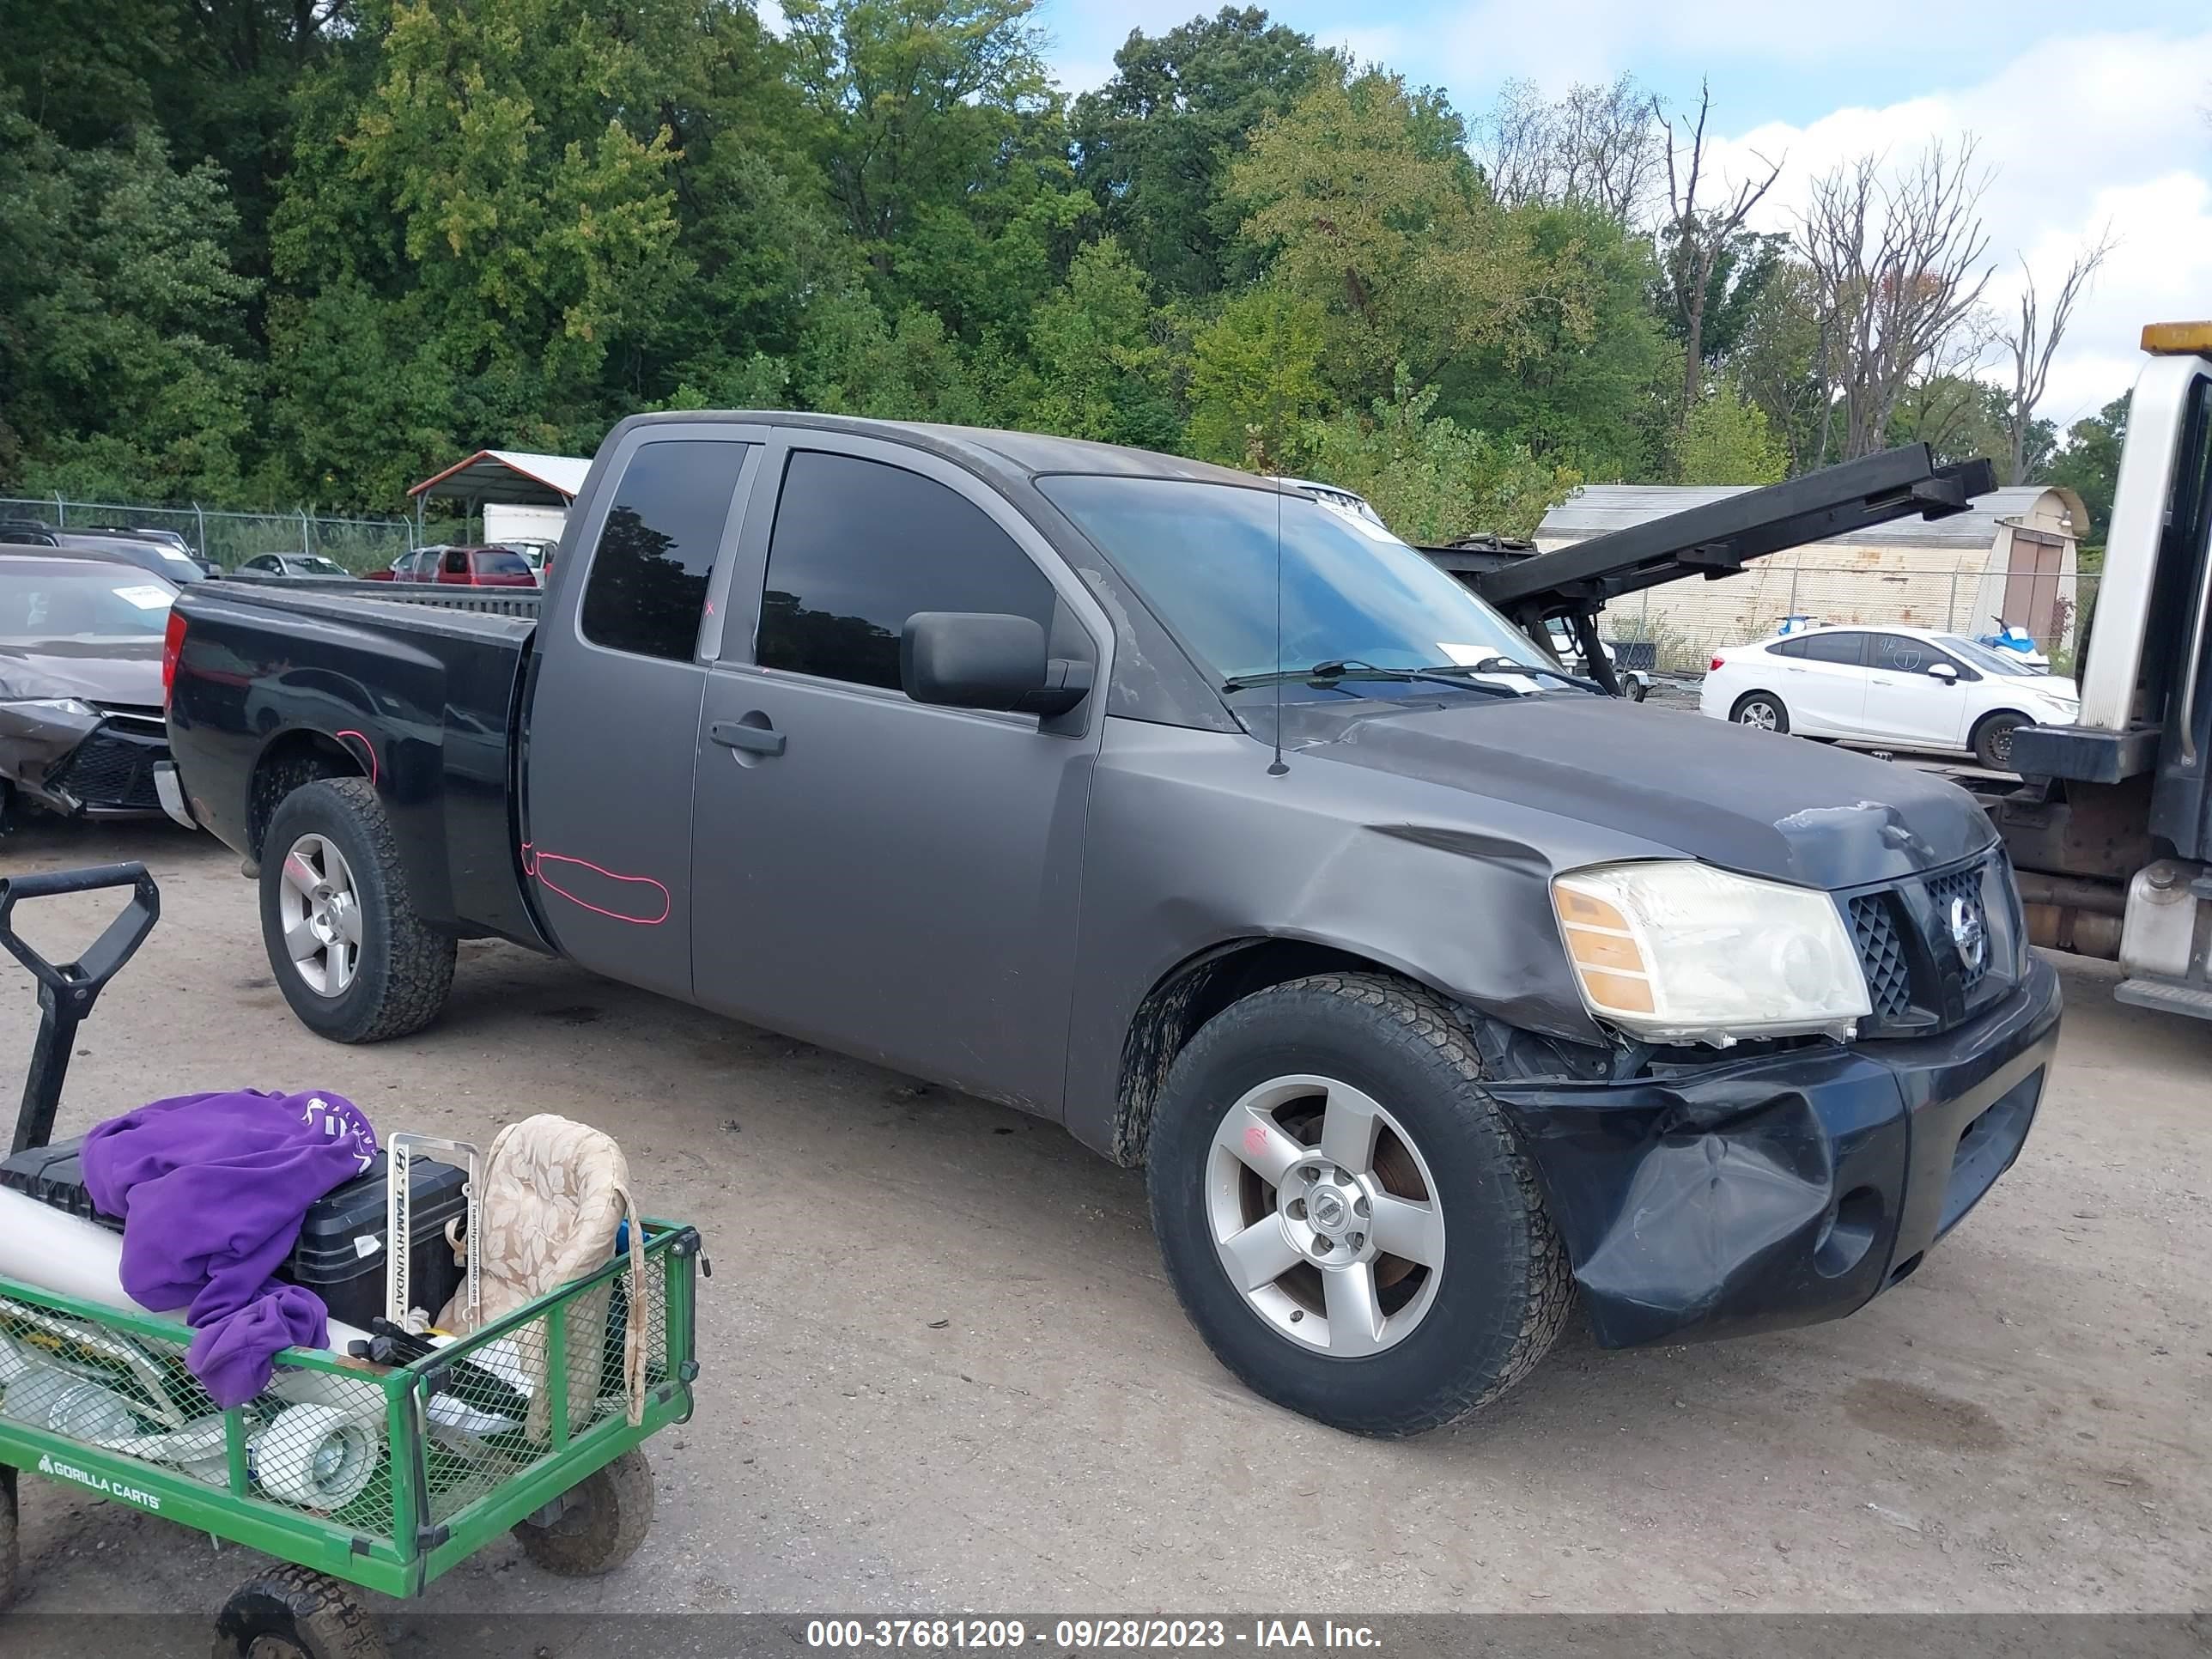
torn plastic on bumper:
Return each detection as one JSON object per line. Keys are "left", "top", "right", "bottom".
{"left": 0, "top": 698, "right": 103, "bottom": 814}
{"left": 1483, "top": 957, "right": 2062, "bottom": 1348}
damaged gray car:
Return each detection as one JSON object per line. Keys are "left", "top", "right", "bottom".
{"left": 0, "top": 552, "right": 178, "bottom": 823}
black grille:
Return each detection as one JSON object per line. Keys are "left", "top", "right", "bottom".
{"left": 1926, "top": 864, "right": 1990, "bottom": 992}
{"left": 1849, "top": 895, "right": 1913, "bottom": 1020}
{"left": 50, "top": 727, "right": 165, "bottom": 810}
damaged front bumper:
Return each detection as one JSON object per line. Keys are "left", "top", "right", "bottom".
{"left": 0, "top": 702, "right": 171, "bottom": 819}
{"left": 1486, "top": 955, "right": 2063, "bottom": 1348}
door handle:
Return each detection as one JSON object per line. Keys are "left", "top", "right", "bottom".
{"left": 710, "top": 719, "right": 785, "bottom": 757}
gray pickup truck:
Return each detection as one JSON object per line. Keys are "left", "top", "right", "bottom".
{"left": 162, "top": 414, "right": 2061, "bottom": 1437}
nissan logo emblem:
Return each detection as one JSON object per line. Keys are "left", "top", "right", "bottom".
{"left": 1948, "top": 896, "right": 1986, "bottom": 973}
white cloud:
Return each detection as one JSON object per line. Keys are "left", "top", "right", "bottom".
{"left": 1701, "top": 29, "right": 2212, "bottom": 426}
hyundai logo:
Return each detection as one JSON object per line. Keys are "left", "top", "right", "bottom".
{"left": 1948, "top": 896, "right": 1986, "bottom": 973}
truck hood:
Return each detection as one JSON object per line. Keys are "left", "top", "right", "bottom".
{"left": 1279, "top": 691, "right": 1996, "bottom": 890}
{"left": 0, "top": 637, "right": 163, "bottom": 708}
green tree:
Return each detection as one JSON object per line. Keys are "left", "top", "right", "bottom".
{"left": 1231, "top": 70, "right": 1570, "bottom": 409}
{"left": 1298, "top": 375, "right": 1578, "bottom": 542}
{"left": 1011, "top": 238, "right": 1181, "bottom": 449}
{"left": 1440, "top": 203, "right": 1671, "bottom": 480}
{"left": 781, "top": 0, "right": 1085, "bottom": 337}
{"left": 1186, "top": 287, "right": 1326, "bottom": 468}
{"left": 1072, "top": 7, "right": 1326, "bottom": 298}
{"left": 0, "top": 97, "right": 259, "bottom": 498}
{"left": 1723, "top": 258, "right": 1826, "bottom": 475}
{"left": 1678, "top": 380, "right": 1786, "bottom": 485}
{"left": 268, "top": 0, "right": 696, "bottom": 499}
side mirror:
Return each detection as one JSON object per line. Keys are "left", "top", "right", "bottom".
{"left": 1927, "top": 662, "right": 1960, "bottom": 684}
{"left": 901, "top": 611, "right": 1091, "bottom": 718}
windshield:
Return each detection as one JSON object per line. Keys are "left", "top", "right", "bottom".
{"left": 1936, "top": 635, "right": 2043, "bottom": 678}
{"left": 1036, "top": 476, "right": 1534, "bottom": 684}
{"left": 295, "top": 556, "right": 348, "bottom": 577}
{"left": 0, "top": 567, "right": 175, "bottom": 639}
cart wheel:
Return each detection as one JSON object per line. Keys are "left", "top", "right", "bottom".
{"left": 512, "top": 1448, "right": 654, "bottom": 1577}
{"left": 210, "top": 1564, "right": 386, "bottom": 1659}
{"left": 1, "top": 1465, "right": 20, "bottom": 1610}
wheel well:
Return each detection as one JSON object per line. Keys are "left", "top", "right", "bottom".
{"left": 1972, "top": 708, "right": 2031, "bottom": 734}
{"left": 247, "top": 731, "right": 364, "bottom": 859}
{"left": 1730, "top": 690, "right": 1779, "bottom": 714}
{"left": 1110, "top": 939, "right": 1414, "bottom": 1168}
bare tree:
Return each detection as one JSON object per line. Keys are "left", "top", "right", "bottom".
{"left": 1999, "top": 228, "right": 2116, "bottom": 483}
{"left": 1662, "top": 80, "right": 1784, "bottom": 430}
{"left": 1482, "top": 74, "right": 1663, "bottom": 224}
{"left": 1799, "top": 138, "right": 1996, "bottom": 460}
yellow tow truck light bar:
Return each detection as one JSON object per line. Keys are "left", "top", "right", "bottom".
{"left": 2140, "top": 322, "right": 2212, "bottom": 356}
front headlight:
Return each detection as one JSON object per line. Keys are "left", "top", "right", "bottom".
{"left": 0, "top": 696, "right": 94, "bottom": 720}
{"left": 1551, "top": 861, "right": 1870, "bottom": 1046}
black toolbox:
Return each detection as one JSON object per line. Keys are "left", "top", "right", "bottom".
{"left": 0, "top": 1135, "right": 468, "bottom": 1329}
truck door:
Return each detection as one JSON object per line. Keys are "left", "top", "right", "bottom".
{"left": 688, "top": 434, "right": 1109, "bottom": 1112}
{"left": 520, "top": 426, "right": 767, "bottom": 1000}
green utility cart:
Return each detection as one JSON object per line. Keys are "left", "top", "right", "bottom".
{"left": 0, "top": 864, "right": 704, "bottom": 1657}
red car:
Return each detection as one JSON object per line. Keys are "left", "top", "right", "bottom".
{"left": 433, "top": 545, "right": 538, "bottom": 587}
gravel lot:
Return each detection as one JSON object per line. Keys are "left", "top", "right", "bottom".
{"left": 1, "top": 817, "right": 2206, "bottom": 1627}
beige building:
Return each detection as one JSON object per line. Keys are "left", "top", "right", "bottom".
{"left": 1537, "top": 483, "right": 2089, "bottom": 665}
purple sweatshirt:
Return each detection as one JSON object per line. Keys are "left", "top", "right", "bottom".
{"left": 82, "top": 1090, "right": 378, "bottom": 1407}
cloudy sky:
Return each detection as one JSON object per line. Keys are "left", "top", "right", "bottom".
{"left": 1029, "top": 0, "right": 2212, "bottom": 431}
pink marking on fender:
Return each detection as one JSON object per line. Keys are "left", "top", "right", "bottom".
{"left": 333, "top": 730, "right": 379, "bottom": 788}
{"left": 519, "top": 842, "right": 672, "bottom": 926}
{"left": 1245, "top": 1123, "right": 1272, "bottom": 1157}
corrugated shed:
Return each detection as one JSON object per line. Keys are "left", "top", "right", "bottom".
{"left": 1535, "top": 484, "right": 2081, "bottom": 550}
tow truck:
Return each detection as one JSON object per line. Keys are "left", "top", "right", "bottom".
{"left": 1419, "top": 321, "right": 2212, "bottom": 1022}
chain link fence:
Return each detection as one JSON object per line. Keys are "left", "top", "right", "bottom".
{"left": 0, "top": 494, "right": 421, "bottom": 574}
{"left": 1605, "top": 561, "right": 2100, "bottom": 678}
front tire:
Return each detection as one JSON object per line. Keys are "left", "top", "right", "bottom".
{"left": 210, "top": 1565, "right": 386, "bottom": 1659}
{"left": 1146, "top": 975, "right": 1571, "bottom": 1437}
{"left": 259, "top": 778, "right": 455, "bottom": 1043}
{"left": 1972, "top": 710, "right": 2028, "bottom": 771}
{"left": 1730, "top": 691, "right": 1789, "bottom": 733}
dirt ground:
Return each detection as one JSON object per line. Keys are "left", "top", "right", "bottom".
{"left": 0, "top": 818, "right": 2206, "bottom": 1623}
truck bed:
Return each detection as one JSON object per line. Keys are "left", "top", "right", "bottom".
{"left": 164, "top": 581, "right": 545, "bottom": 950}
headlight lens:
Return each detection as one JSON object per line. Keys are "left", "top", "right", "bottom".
{"left": 0, "top": 696, "right": 94, "bottom": 720}
{"left": 1551, "top": 861, "right": 1871, "bottom": 1045}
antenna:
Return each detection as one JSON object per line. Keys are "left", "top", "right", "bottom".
{"left": 1267, "top": 480, "right": 1288, "bottom": 776}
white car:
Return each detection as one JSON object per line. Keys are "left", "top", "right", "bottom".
{"left": 1699, "top": 623, "right": 2081, "bottom": 771}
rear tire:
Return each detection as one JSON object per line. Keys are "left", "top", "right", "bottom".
{"left": 259, "top": 778, "right": 455, "bottom": 1043}
{"left": 513, "top": 1448, "right": 655, "bottom": 1577}
{"left": 1972, "top": 710, "right": 2028, "bottom": 771}
{"left": 1729, "top": 691, "right": 1789, "bottom": 734}
{"left": 1146, "top": 974, "right": 1571, "bottom": 1437}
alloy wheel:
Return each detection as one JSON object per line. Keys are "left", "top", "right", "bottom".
{"left": 276, "top": 833, "right": 362, "bottom": 997}
{"left": 1204, "top": 1075, "right": 1446, "bottom": 1358}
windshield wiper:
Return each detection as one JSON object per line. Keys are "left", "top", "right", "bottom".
{"left": 1448, "top": 655, "right": 1608, "bottom": 696}
{"left": 1220, "top": 659, "right": 1520, "bottom": 699}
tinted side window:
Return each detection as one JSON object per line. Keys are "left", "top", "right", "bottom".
{"left": 1871, "top": 633, "right": 1932, "bottom": 673}
{"left": 1802, "top": 631, "right": 1867, "bottom": 666}
{"left": 580, "top": 441, "right": 750, "bottom": 661}
{"left": 1768, "top": 637, "right": 1807, "bottom": 658}
{"left": 757, "top": 450, "right": 1056, "bottom": 693}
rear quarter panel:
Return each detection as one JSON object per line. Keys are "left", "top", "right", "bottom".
{"left": 167, "top": 586, "right": 545, "bottom": 947}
